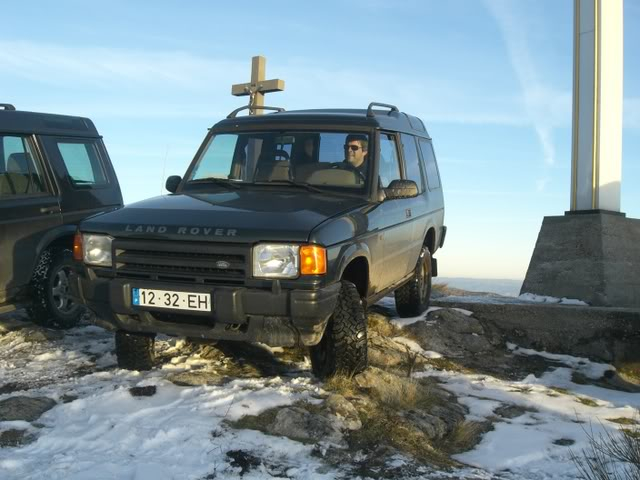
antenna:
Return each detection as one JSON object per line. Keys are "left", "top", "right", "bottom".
{"left": 161, "top": 145, "right": 169, "bottom": 195}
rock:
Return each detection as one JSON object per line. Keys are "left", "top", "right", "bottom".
{"left": 0, "top": 317, "right": 27, "bottom": 335}
{"left": 368, "top": 335, "right": 414, "bottom": 369}
{"left": 21, "top": 328, "right": 64, "bottom": 343}
{"left": 267, "top": 407, "right": 344, "bottom": 446}
{"left": 401, "top": 410, "right": 448, "bottom": 440}
{"left": 494, "top": 404, "right": 536, "bottom": 419}
{"left": 0, "top": 396, "right": 57, "bottom": 422}
{"left": 406, "top": 309, "right": 496, "bottom": 357}
{"left": 0, "top": 429, "right": 36, "bottom": 447}
{"left": 129, "top": 386, "right": 157, "bottom": 397}
{"left": 323, "top": 394, "right": 362, "bottom": 430}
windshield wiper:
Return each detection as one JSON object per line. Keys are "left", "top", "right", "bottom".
{"left": 253, "top": 179, "right": 326, "bottom": 194}
{"left": 187, "top": 177, "right": 242, "bottom": 190}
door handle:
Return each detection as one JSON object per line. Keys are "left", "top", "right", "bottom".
{"left": 40, "top": 206, "right": 61, "bottom": 215}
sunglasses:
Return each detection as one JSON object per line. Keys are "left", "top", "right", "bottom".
{"left": 344, "top": 145, "right": 363, "bottom": 152}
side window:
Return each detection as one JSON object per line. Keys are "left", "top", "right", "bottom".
{"left": 56, "top": 140, "right": 107, "bottom": 187}
{"left": 400, "top": 134, "right": 425, "bottom": 193}
{"left": 0, "top": 135, "right": 46, "bottom": 196}
{"left": 378, "top": 133, "right": 401, "bottom": 188}
{"left": 193, "top": 134, "right": 239, "bottom": 180}
{"left": 418, "top": 139, "right": 441, "bottom": 190}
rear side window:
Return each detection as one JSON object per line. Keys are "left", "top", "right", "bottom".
{"left": 0, "top": 135, "right": 46, "bottom": 196}
{"left": 56, "top": 140, "right": 107, "bottom": 187}
{"left": 400, "top": 134, "right": 425, "bottom": 193}
{"left": 418, "top": 139, "right": 441, "bottom": 190}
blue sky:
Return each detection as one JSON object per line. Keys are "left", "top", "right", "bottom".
{"left": 1, "top": 0, "right": 638, "bottom": 280}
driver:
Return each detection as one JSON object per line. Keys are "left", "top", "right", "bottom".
{"left": 343, "top": 134, "right": 368, "bottom": 181}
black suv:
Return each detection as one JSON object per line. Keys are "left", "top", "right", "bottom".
{"left": 72, "top": 103, "right": 446, "bottom": 377}
{"left": 0, "top": 104, "right": 123, "bottom": 327}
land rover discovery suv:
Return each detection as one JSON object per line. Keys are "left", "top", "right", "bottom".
{"left": 72, "top": 102, "right": 446, "bottom": 377}
{"left": 0, "top": 104, "right": 123, "bottom": 327}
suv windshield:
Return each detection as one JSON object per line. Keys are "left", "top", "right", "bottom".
{"left": 185, "top": 131, "right": 371, "bottom": 191}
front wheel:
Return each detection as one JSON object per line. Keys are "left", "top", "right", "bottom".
{"left": 394, "top": 246, "right": 432, "bottom": 318}
{"left": 28, "top": 248, "right": 85, "bottom": 329}
{"left": 310, "top": 280, "right": 368, "bottom": 379}
{"left": 115, "top": 331, "right": 156, "bottom": 371}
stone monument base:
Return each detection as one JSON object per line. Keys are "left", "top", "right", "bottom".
{"left": 521, "top": 211, "right": 640, "bottom": 308}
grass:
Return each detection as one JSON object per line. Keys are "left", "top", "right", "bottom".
{"left": 367, "top": 312, "right": 401, "bottom": 338}
{"left": 422, "top": 357, "right": 472, "bottom": 374}
{"left": 607, "top": 418, "right": 639, "bottom": 426}
{"left": 575, "top": 397, "right": 600, "bottom": 407}
{"left": 549, "top": 386, "right": 571, "bottom": 395}
{"left": 571, "top": 416, "right": 640, "bottom": 479}
{"left": 444, "top": 421, "right": 493, "bottom": 454}
{"left": 348, "top": 404, "right": 455, "bottom": 468}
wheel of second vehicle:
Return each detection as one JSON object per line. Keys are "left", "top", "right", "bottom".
{"left": 309, "top": 280, "right": 368, "bottom": 379}
{"left": 394, "top": 245, "right": 432, "bottom": 318}
{"left": 28, "top": 248, "right": 85, "bottom": 329}
{"left": 115, "top": 331, "right": 156, "bottom": 371}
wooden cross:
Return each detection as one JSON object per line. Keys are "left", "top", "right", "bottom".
{"left": 231, "top": 56, "right": 285, "bottom": 115}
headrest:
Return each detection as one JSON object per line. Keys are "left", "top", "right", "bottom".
{"left": 7, "top": 153, "right": 31, "bottom": 173}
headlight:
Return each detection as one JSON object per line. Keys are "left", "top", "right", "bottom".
{"left": 253, "top": 244, "right": 299, "bottom": 279}
{"left": 82, "top": 234, "right": 113, "bottom": 267}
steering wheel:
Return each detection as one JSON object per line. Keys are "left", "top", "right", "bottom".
{"left": 273, "top": 149, "right": 290, "bottom": 161}
{"left": 332, "top": 161, "right": 366, "bottom": 183}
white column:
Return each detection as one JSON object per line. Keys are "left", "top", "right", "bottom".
{"left": 571, "top": 0, "right": 623, "bottom": 212}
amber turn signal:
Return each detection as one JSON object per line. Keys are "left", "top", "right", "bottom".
{"left": 300, "top": 245, "right": 327, "bottom": 275}
{"left": 73, "top": 232, "right": 83, "bottom": 261}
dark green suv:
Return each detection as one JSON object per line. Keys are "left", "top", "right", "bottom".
{"left": 0, "top": 103, "right": 123, "bottom": 327}
{"left": 72, "top": 102, "right": 446, "bottom": 377}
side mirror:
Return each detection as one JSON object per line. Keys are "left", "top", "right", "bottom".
{"left": 384, "top": 179, "right": 419, "bottom": 200}
{"left": 165, "top": 175, "right": 182, "bottom": 194}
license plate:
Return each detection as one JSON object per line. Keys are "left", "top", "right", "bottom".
{"left": 132, "top": 288, "right": 211, "bottom": 312}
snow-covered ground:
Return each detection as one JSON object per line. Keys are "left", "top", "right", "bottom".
{"left": 1, "top": 298, "right": 638, "bottom": 479}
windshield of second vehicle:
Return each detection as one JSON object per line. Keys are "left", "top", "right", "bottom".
{"left": 186, "top": 131, "right": 371, "bottom": 190}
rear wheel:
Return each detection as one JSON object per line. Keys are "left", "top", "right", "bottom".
{"left": 28, "top": 248, "right": 84, "bottom": 329}
{"left": 115, "top": 331, "right": 156, "bottom": 371}
{"left": 394, "top": 246, "right": 432, "bottom": 317}
{"left": 310, "top": 280, "right": 368, "bottom": 379}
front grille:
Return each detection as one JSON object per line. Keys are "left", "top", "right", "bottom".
{"left": 113, "top": 239, "right": 247, "bottom": 285}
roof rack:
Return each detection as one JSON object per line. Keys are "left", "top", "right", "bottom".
{"left": 227, "top": 105, "right": 285, "bottom": 119}
{"left": 0, "top": 104, "right": 16, "bottom": 111}
{"left": 366, "top": 102, "right": 399, "bottom": 118}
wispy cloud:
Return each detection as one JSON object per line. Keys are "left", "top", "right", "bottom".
{"left": 484, "top": 0, "right": 573, "bottom": 165}
{"left": 0, "top": 40, "right": 532, "bottom": 127}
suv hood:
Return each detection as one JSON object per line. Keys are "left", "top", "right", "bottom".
{"left": 80, "top": 190, "right": 368, "bottom": 243}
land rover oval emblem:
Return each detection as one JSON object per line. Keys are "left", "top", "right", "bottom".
{"left": 216, "top": 261, "right": 231, "bottom": 269}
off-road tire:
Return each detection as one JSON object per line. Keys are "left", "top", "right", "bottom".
{"left": 115, "top": 331, "right": 156, "bottom": 371}
{"left": 394, "top": 245, "right": 432, "bottom": 318}
{"left": 310, "top": 280, "right": 368, "bottom": 379}
{"left": 28, "top": 248, "right": 84, "bottom": 329}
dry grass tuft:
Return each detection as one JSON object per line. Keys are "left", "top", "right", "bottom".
{"left": 423, "top": 357, "right": 471, "bottom": 374}
{"left": 324, "top": 372, "right": 359, "bottom": 398}
{"left": 349, "top": 405, "right": 455, "bottom": 468}
{"left": 444, "top": 420, "right": 492, "bottom": 454}
{"left": 607, "top": 418, "right": 639, "bottom": 426}
{"left": 575, "top": 397, "right": 599, "bottom": 407}
{"left": 229, "top": 408, "right": 279, "bottom": 432}
{"left": 367, "top": 312, "right": 401, "bottom": 338}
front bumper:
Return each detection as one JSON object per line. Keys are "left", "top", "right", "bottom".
{"left": 71, "top": 272, "right": 341, "bottom": 347}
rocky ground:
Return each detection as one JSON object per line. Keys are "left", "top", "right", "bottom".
{"left": 0, "top": 287, "right": 638, "bottom": 479}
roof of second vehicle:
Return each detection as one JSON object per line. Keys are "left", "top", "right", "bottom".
{"left": 0, "top": 108, "right": 100, "bottom": 137}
